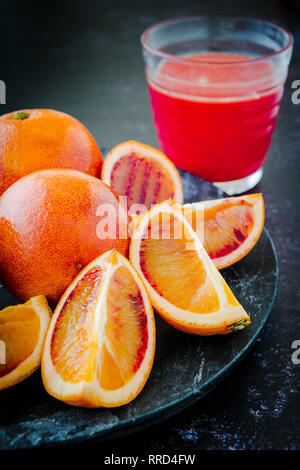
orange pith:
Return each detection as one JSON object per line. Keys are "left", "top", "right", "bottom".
{"left": 101, "top": 141, "right": 184, "bottom": 213}
{"left": 130, "top": 201, "right": 250, "bottom": 336}
{"left": 182, "top": 194, "right": 264, "bottom": 269}
{"left": 110, "top": 152, "right": 176, "bottom": 208}
{"left": 0, "top": 296, "right": 51, "bottom": 391}
{"left": 42, "top": 250, "right": 155, "bottom": 407}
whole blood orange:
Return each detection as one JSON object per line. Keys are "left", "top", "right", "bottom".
{"left": 0, "top": 169, "right": 129, "bottom": 305}
{"left": 0, "top": 109, "right": 103, "bottom": 196}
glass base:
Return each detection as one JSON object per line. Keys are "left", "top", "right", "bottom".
{"left": 213, "top": 168, "right": 263, "bottom": 195}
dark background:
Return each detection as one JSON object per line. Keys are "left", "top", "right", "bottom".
{"left": 1, "top": 0, "right": 299, "bottom": 452}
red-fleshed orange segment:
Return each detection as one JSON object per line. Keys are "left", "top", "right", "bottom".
{"left": 129, "top": 201, "right": 250, "bottom": 336}
{"left": 42, "top": 250, "right": 155, "bottom": 408}
{"left": 101, "top": 141, "right": 184, "bottom": 213}
{"left": 0, "top": 307, "right": 40, "bottom": 377}
{"left": 0, "top": 295, "right": 51, "bottom": 391}
{"left": 99, "top": 266, "right": 148, "bottom": 390}
{"left": 110, "top": 152, "right": 176, "bottom": 209}
{"left": 204, "top": 201, "right": 254, "bottom": 258}
{"left": 139, "top": 212, "right": 220, "bottom": 313}
{"left": 50, "top": 266, "right": 102, "bottom": 384}
{"left": 182, "top": 194, "right": 264, "bottom": 269}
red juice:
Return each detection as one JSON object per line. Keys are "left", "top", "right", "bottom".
{"left": 147, "top": 53, "right": 283, "bottom": 182}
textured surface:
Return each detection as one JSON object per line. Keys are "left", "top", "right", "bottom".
{"left": 0, "top": 0, "right": 299, "bottom": 452}
{"left": 0, "top": 108, "right": 102, "bottom": 196}
{"left": 0, "top": 169, "right": 129, "bottom": 305}
{"left": 0, "top": 168, "right": 278, "bottom": 449}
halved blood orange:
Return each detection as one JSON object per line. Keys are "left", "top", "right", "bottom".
{"left": 42, "top": 250, "right": 155, "bottom": 407}
{"left": 130, "top": 201, "right": 250, "bottom": 336}
{"left": 182, "top": 194, "right": 264, "bottom": 269}
{"left": 0, "top": 295, "right": 51, "bottom": 391}
{"left": 101, "top": 141, "right": 184, "bottom": 215}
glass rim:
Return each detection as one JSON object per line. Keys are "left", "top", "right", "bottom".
{"left": 141, "top": 15, "right": 294, "bottom": 66}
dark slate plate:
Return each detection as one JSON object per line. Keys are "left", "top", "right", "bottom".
{"left": 0, "top": 170, "right": 278, "bottom": 449}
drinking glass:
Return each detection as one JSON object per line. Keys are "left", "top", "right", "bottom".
{"left": 141, "top": 16, "right": 293, "bottom": 194}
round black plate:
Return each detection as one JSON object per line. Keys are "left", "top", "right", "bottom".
{"left": 0, "top": 170, "right": 278, "bottom": 449}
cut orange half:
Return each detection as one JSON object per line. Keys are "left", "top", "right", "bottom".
{"left": 101, "top": 141, "right": 184, "bottom": 215}
{"left": 130, "top": 201, "right": 250, "bottom": 336}
{"left": 182, "top": 194, "right": 264, "bottom": 269}
{"left": 0, "top": 295, "right": 51, "bottom": 391}
{"left": 42, "top": 250, "right": 155, "bottom": 408}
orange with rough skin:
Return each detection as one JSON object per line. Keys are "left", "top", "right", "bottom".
{"left": 0, "top": 169, "right": 129, "bottom": 305}
{"left": 0, "top": 109, "right": 103, "bottom": 196}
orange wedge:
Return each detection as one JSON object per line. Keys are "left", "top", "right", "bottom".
{"left": 0, "top": 295, "right": 51, "bottom": 391}
{"left": 101, "top": 141, "right": 183, "bottom": 215}
{"left": 182, "top": 194, "right": 264, "bottom": 269}
{"left": 130, "top": 201, "right": 250, "bottom": 336}
{"left": 42, "top": 250, "right": 155, "bottom": 408}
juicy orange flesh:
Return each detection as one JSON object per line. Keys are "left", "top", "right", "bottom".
{"left": 140, "top": 213, "right": 220, "bottom": 313}
{"left": 99, "top": 266, "right": 148, "bottom": 391}
{"left": 222, "top": 280, "right": 240, "bottom": 307}
{"left": 185, "top": 201, "right": 255, "bottom": 259}
{"left": 51, "top": 266, "right": 102, "bottom": 384}
{"left": 110, "top": 152, "right": 175, "bottom": 211}
{"left": 0, "top": 306, "right": 40, "bottom": 377}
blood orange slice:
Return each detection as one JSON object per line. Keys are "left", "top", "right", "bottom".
{"left": 182, "top": 194, "right": 264, "bottom": 269}
{"left": 101, "top": 141, "right": 183, "bottom": 215}
{"left": 0, "top": 295, "right": 51, "bottom": 391}
{"left": 130, "top": 201, "right": 250, "bottom": 336}
{"left": 42, "top": 250, "right": 155, "bottom": 407}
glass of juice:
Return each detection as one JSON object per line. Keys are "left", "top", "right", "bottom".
{"left": 141, "top": 17, "right": 293, "bottom": 194}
